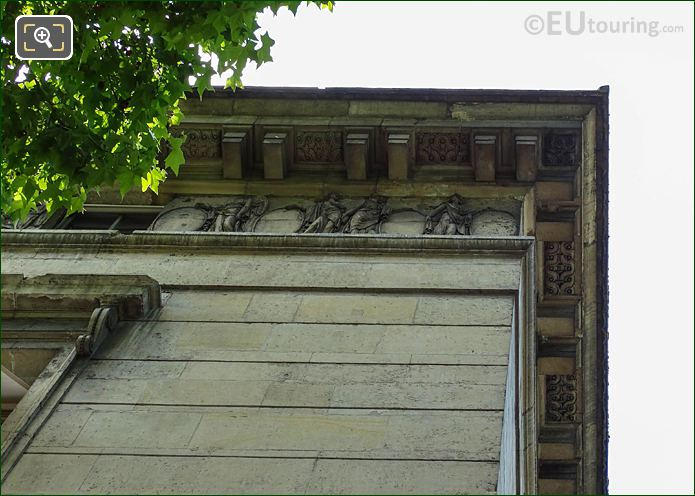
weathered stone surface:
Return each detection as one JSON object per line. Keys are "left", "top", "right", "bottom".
{"left": 376, "top": 324, "right": 510, "bottom": 355}
{"left": 30, "top": 408, "right": 95, "bottom": 448}
{"left": 63, "top": 360, "right": 507, "bottom": 410}
{"left": 158, "top": 291, "right": 253, "bottom": 321}
{"left": 4, "top": 243, "right": 517, "bottom": 495}
{"left": 2, "top": 453, "right": 498, "bottom": 495}
{"left": 96, "top": 320, "right": 511, "bottom": 364}
{"left": 4, "top": 253, "right": 519, "bottom": 291}
{"left": 537, "top": 221, "right": 574, "bottom": 241}
{"left": 176, "top": 322, "right": 273, "bottom": 351}
{"left": 63, "top": 378, "right": 147, "bottom": 404}
{"left": 188, "top": 409, "right": 501, "bottom": 458}
{"left": 1, "top": 454, "right": 99, "bottom": 494}
{"left": 294, "top": 293, "right": 418, "bottom": 324}
{"left": 538, "top": 316, "right": 575, "bottom": 337}
{"left": 307, "top": 459, "right": 498, "bottom": 494}
{"left": 349, "top": 100, "right": 448, "bottom": 118}
{"left": 73, "top": 410, "right": 202, "bottom": 449}
{"left": 536, "top": 181, "right": 574, "bottom": 201}
{"left": 413, "top": 295, "right": 513, "bottom": 326}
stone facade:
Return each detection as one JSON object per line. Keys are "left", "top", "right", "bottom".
{"left": 0, "top": 87, "right": 609, "bottom": 494}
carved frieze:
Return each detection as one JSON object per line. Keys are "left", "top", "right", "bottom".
{"left": 147, "top": 195, "right": 519, "bottom": 236}
{"left": 469, "top": 209, "right": 518, "bottom": 236}
{"left": 149, "top": 204, "right": 216, "bottom": 232}
{"left": 422, "top": 195, "right": 518, "bottom": 236}
{"left": 170, "top": 128, "right": 222, "bottom": 159}
{"left": 149, "top": 197, "right": 268, "bottom": 233}
{"left": 423, "top": 194, "right": 472, "bottom": 235}
{"left": 546, "top": 374, "right": 577, "bottom": 423}
{"left": 543, "top": 133, "right": 579, "bottom": 167}
{"left": 295, "top": 131, "right": 343, "bottom": 163}
{"left": 416, "top": 132, "right": 470, "bottom": 163}
{"left": 212, "top": 197, "right": 269, "bottom": 232}
{"left": 341, "top": 195, "right": 391, "bottom": 234}
{"left": 544, "top": 241, "right": 576, "bottom": 295}
{"left": 293, "top": 193, "right": 346, "bottom": 233}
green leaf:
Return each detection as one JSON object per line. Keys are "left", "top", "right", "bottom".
{"left": 117, "top": 171, "right": 134, "bottom": 197}
{"left": 164, "top": 140, "right": 185, "bottom": 176}
{"left": 257, "top": 32, "right": 275, "bottom": 63}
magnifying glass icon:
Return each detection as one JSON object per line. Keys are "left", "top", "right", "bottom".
{"left": 33, "top": 27, "right": 52, "bottom": 49}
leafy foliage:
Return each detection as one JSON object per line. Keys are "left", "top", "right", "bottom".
{"left": 1, "top": 1, "right": 332, "bottom": 220}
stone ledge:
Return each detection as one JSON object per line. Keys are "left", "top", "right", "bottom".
{"left": 1, "top": 273, "right": 161, "bottom": 320}
{"left": 2, "top": 230, "right": 534, "bottom": 255}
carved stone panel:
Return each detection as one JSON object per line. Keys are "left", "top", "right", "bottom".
{"left": 544, "top": 241, "right": 576, "bottom": 296}
{"left": 542, "top": 133, "right": 579, "bottom": 167}
{"left": 295, "top": 131, "right": 343, "bottom": 163}
{"left": 171, "top": 128, "right": 222, "bottom": 159}
{"left": 546, "top": 374, "right": 577, "bottom": 423}
{"left": 416, "top": 132, "right": 470, "bottom": 164}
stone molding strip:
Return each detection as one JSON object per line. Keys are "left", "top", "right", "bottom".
{"left": 1, "top": 229, "right": 534, "bottom": 254}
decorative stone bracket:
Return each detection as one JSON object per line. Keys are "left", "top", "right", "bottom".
{"left": 222, "top": 129, "right": 251, "bottom": 179}
{"left": 473, "top": 135, "right": 497, "bottom": 181}
{"left": 263, "top": 132, "right": 289, "bottom": 179}
{"left": 76, "top": 306, "right": 119, "bottom": 357}
{"left": 1, "top": 273, "right": 161, "bottom": 355}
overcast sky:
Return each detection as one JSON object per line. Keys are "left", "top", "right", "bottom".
{"left": 219, "top": 2, "right": 695, "bottom": 493}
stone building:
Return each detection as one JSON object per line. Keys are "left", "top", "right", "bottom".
{"left": 1, "top": 87, "right": 609, "bottom": 494}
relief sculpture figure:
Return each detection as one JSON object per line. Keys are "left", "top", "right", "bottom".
{"left": 296, "top": 192, "right": 345, "bottom": 233}
{"left": 423, "top": 193, "right": 472, "bottom": 235}
{"left": 341, "top": 194, "right": 391, "bottom": 234}
{"left": 2, "top": 204, "right": 61, "bottom": 230}
{"left": 213, "top": 196, "right": 268, "bottom": 232}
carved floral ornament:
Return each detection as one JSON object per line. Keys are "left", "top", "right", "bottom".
{"left": 544, "top": 241, "right": 576, "bottom": 296}
{"left": 148, "top": 194, "right": 518, "bottom": 236}
{"left": 165, "top": 128, "right": 222, "bottom": 159}
{"left": 542, "top": 133, "right": 579, "bottom": 167}
{"left": 546, "top": 374, "right": 578, "bottom": 423}
{"left": 295, "top": 131, "right": 343, "bottom": 163}
{"left": 415, "top": 132, "right": 470, "bottom": 164}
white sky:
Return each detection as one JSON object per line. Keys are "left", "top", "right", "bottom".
{"left": 226, "top": 2, "right": 695, "bottom": 493}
